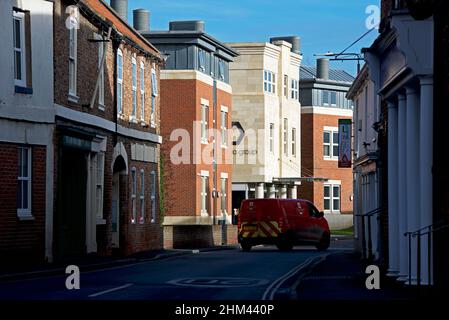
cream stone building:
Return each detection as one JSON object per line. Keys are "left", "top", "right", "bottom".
{"left": 227, "top": 37, "right": 302, "bottom": 211}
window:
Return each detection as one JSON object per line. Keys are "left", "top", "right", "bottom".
{"left": 95, "top": 33, "right": 105, "bottom": 108}
{"left": 269, "top": 123, "right": 274, "bottom": 153}
{"left": 283, "top": 118, "right": 288, "bottom": 156}
{"left": 95, "top": 153, "right": 105, "bottom": 220}
{"left": 201, "top": 103, "right": 209, "bottom": 144}
{"left": 198, "top": 48, "right": 206, "bottom": 71}
{"left": 331, "top": 91, "right": 337, "bottom": 106}
{"left": 150, "top": 171, "right": 156, "bottom": 223}
{"left": 221, "top": 177, "right": 228, "bottom": 215}
{"left": 324, "top": 184, "right": 341, "bottom": 213}
{"left": 323, "top": 91, "right": 329, "bottom": 106}
{"left": 218, "top": 60, "right": 225, "bottom": 81}
{"left": 131, "top": 57, "right": 137, "bottom": 118}
{"left": 292, "top": 128, "right": 296, "bottom": 157}
{"left": 131, "top": 168, "right": 137, "bottom": 224}
{"left": 139, "top": 169, "right": 145, "bottom": 224}
{"left": 284, "top": 75, "right": 288, "bottom": 97}
{"left": 13, "top": 11, "right": 26, "bottom": 87}
{"left": 200, "top": 174, "right": 209, "bottom": 215}
{"left": 221, "top": 110, "right": 228, "bottom": 147}
{"left": 117, "top": 49, "right": 123, "bottom": 114}
{"left": 140, "top": 61, "right": 145, "bottom": 121}
{"left": 291, "top": 79, "right": 299, "bottom": 100}
{"left": 17, "top": 147, "right": 32, "bottom": 218}
{"left": 151, "top": 69, "right": 157, "bottom": 126}
{"left": 68, "top": 21, "right": 77, "bottom": 97}
{"left": 264, "top": 70, "right": 276, "bottom": 94}
{"left": 323, "top": 129, "right": 339, "bottom": 159}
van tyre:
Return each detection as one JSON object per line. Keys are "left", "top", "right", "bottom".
{"left": 276, "top": 240, "right": 293, "bottom": 252}
{"left": 241, "top": 242, "right": 252, "bottom": 252}
{"left": 316, "top": 233, "right": 330, "bottom": 251}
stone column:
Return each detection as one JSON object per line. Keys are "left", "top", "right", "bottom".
{"left": 280, "top": 185, "right": 287, "bottom": 199}
{"left": 288, "top": 186, "right": 297, "bottom": 199}
{"left": 268, "top": 185, "right": 276, "bottom": 199}
{"left": 387, "top": 100, "right": 399, "bottom": 276}
{"left": 405, "top": 86, "right": 421, "bottom": 285}
{"left": 256, "top": 183, "right": 265, "bottom": 199}
{"left": 419, "top": 76, "right": 433, "bottom": 285}
{"left": 397, "top": 93, "right": 409, "bottom": 281}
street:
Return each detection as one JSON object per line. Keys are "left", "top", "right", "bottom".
{"left": 0, "top": 240, "right": 352, "bottom": 300}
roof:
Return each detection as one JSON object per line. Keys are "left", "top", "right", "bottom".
{"left": 300, "top": 65, "right": 355, "bottom": 83}
{"left": 82, "top": 0, "right": 162, "bottom": 59}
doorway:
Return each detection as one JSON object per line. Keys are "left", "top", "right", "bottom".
{"left": 112, "top": 155, "right": 127, "bottom": 250}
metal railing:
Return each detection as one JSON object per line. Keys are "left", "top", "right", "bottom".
{"left": 356, "top": 207, "right": 383, "bottom": 261}
{"left": 404, "top": 221, "right": 449, "bottom": 288}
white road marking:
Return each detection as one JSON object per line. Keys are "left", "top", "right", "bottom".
{"left": 88, "top": 283, "right": 134, "bottom": 298}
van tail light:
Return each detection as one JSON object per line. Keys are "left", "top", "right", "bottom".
{"left": 278, "top": 216, "right": 287, "bottom": 232}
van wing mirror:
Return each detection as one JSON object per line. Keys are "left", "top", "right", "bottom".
{"left": 318, "top": 211, "right": 324, "bottom": 218}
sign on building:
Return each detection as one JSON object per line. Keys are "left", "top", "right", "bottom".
{"left": 338, "top": 119, "right": 352, "bottom": 168}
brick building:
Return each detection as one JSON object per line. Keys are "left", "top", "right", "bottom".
{"left": 142, "top": 21, "right": 239, "bottom": 248}
{"left": 298, "top": 59, "right": 354, "bottom": 230}
{"left": 52, "top": 0, "right": 163, "bottom": 260}
{"left": 0, "top": 0, "right": 55, "bottom": 265}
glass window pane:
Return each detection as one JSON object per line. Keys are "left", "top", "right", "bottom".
{"left": 324, "top": 186, "right": 330, "bottom": 197}
{"left": 324, "top": 199, "right": 330, "bottom": 211}
{"left": 331, "top": 91, "right": 337, "bottom": 105}
{"left": 333, "top": 199, "right": 340, "bottom": 211}
{"left": 22, "top": 149, "right": 28, "bottom": 177}
{"left": 15, "top": 51, "right": 22, "bottom": 80}
{"left": 22, "top": 180, "right": 28, "bottom": 209}
{"left": 323, "top": 131, "right": 330, "bottom": 143}
{"left": 333, "top": 132, "right": 339, "bottom": 144}
{"left": 14, "top": 19, "right": 21, "bottom": 48}
{"left": 323, "top": 145, "right": 330, "bottom": 156}
{"left": 323, "top": 91, "right": 329, "bottom": 104}
{"left": 333, "top": 146, "right": 339, "bottom": 157}
{"left": 333, "top": 186, "right": 340, "bottom": 198}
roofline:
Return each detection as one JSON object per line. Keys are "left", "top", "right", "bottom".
{"left": 347, "top": 64, "right": 369, "bottom": 99}
{"left": 142, "top": 30, "right": 239, "bottom": 58}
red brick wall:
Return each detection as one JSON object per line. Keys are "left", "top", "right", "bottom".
{"left": 299, "top": 112, "right": 353, "bottom": 215}
{"left": 0, "top": 143, "right": 46, "bottom": 265}
{"left": 160, "top": 77, "right": 233, "bottom": 220}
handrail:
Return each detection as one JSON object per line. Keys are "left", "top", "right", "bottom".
{"left": 403, "top": 221, "right": 449, "bottom": 289}
{"left": 356, "top": 207, "right": 383, "bottom": 261}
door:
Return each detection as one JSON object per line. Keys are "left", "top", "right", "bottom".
{"left": 307, "top": 202, "right": 324, "bottom": 241}
{"left": 111, "top": 173, "right": 120, "bottom": 248}
{"left": 56, "top": 148, "right": 87, "bottom": 259}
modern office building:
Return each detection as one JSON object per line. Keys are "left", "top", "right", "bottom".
{"left": 142, "top": 21, "right": 239, "bottom": 248}
{"left": 227, "top": 37, "right": 302, "bottom": 210}
{"left": 298, "top": 58, "right": 354, "bottom": 229}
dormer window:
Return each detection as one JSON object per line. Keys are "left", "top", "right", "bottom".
{"left": 198, "top": 48, "right": 206, "bottom": 72}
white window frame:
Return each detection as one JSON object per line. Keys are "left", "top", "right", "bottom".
{"left": 291, "top": 79, "right": 299, "bottom": 100}
{"left": 139, "top": 169, "right": 145, "bottom": 224}
{"left": 283, "top": 118, "right": 288, "bottom": 156}
{"left": 220, "top": 107, "right": 228, "bottom": 147}
{"left": 140, "top": 61, "right": 145, "bottom": 121}
{"left": 269, "top": 123, "right": 274, "bottom": 153}
{"left": 292, "top": 127, "right": 296, "bottom": 157}
{"left": 324, "top": 182, "right": 341, "bottom": 213}
{"left": 131, "top": 167, "right": 137, "bottom": 224}
{"left": 150, "top": 171, "right": 156, "bottom": 223}
{"left": 95, "top": 33, "right": 105, "bottom": 109}
{"left": 283, "top": 75, "right": 288, "bottom": 97}
{"left": 68, "top": 21, "right": 78, "bottom": 99}
{"left": 200, "top": 173, "right": 209, "bottom": 216}
{"left": 201, "top": 102, "right": 209, "bottom": 144}
{"left": 131, "top": 57, "right": 137, "bottom": 119}
{"left": 13, "top": 11, "right": 26, "bottom": 87}
{"left": 117, "top": 49, "right": 123, "bottom": 115}
{"left": 264, "top": 70, "right": 276, "bottom": 94}
{"left": 221, "top": 176, "right": 228, "bottom": 215}
{"left": 323, "top": 127, "right": 339, "bottom": 160}
{"left": 151, "top": 68, "right": 157, "bottom": 127}
{"left": 17, "top": 146, "right": 32, "bottom": 218}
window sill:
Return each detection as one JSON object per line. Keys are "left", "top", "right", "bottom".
{"left": 323, "top": 157, "right": 338, "bottom": 161}
{"left": 96, "top": 218, "right": 106, "bottom": 225}
{"left": 98, "top": 104, "right": 105, "bottom": 111}
{"left": 68, "top": 93, "right": 80, "bottom": 104}
{"left": 150, "top": 122, "right": 156, "bottom": 128}
{"left": 140, "top": 120, "right": 148, "bottom": 127}
{"left": 15, "top": 86, "right": 33, "bottom": 95}
{"left": 201, "top": 140, "right": 208, "bottom": 145}
{"left": 17, "top": 214, "right": 34, "bottom": 221}
{"left": 128, "top": 116, "right": 138, "bottom": 124}
{"left": 117, "top": 113, "right": 125, "bottom": 120}
{"left": 221, "top": 145, "right": 228, "bottom": 149}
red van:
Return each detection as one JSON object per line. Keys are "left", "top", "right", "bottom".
{"left": 238, "top": 199, "right": 330, "bottom": 251}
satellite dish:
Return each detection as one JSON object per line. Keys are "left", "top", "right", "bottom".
{"left": 405, "top": 0, "right": 435, "bottom": 20}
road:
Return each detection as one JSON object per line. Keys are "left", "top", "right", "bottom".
{"left": 0, "top": 239, "right": 353, "bottom": 300}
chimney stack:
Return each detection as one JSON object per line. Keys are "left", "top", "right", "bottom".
{"left": 316, "top": 58, "right": 329, "bottom": 80}
{"left": 111, "top": 0, "right": 128, "bottom": 21}
{"left": 269, "top": 36, "right": 301, "bottom": 54}
{"left": 133, "top": 9, "right": 150, "bottom": 31}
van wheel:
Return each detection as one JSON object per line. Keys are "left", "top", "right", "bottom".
{"left": 241, "top": 242, "right": 252, "bottom": 252}
{"left": 316, "top": 233, "right": 330, "bottom": 251}
{"left": 276, "top": 241, "right": 293, "bottom": 252}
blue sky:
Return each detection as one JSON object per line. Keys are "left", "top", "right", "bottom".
{"left": 121, "top": 0, "right": 380, "bottom": 76}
